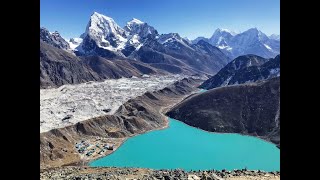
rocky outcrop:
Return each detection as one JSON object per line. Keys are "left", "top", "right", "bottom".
{"left": 40, "top": 78, "right": 203, "bottom": 168}
{"left": 167, "top": 77, "right": 280, "bottom": 147}
{"left": 40, "top": 166, "right": 280, "bottom": 180}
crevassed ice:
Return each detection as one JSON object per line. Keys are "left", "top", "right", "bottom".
{"left": 40, "top": 75, "right": 186, "bottom": 133}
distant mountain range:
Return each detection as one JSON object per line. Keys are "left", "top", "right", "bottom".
{"left": 67, "top": 12, "right": 231, "bottom": 74}
{"left": 40, "top": 12, "right": 280, "bottom": 88}
{"left": 192, "top": 28, "right": 280, "bottom": 59}
{"left": 199, "top": 54, "right": 280, "bottom": 90}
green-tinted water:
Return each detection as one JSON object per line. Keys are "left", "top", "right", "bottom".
{"left": 90, "top": 118, "right": 280, "bottom": 171}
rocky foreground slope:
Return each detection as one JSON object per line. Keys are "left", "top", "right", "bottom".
{"left": 40, "top": 78, "right": 203, "bottom": 168}
{"left": 40, "top": 166, "right": 280, "bottom": 180}
{"left": 167, "top": 77, "right": 280, "bottom": 147}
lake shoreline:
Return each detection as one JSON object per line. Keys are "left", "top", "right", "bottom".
{"left": 85, "top": 89, "right": 200, "bottom": 166}
{"left": 88, "top": 88, "right": 279, "bottom": 171}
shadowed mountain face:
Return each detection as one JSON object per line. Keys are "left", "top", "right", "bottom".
{"left": 40, "top": 41, "right": 169, "bottom": 88}
{"left": 81, "top": 56, "right": 168, "bottom": 79}
{"left": 199, "top": 54, "right": 280, "bottom": 90}
{"left": 40, "top": 40, "right": 103, "bottom": 88}
{"left": 167, "top": 77, "right": 280, "bottom": 147}
{"left": 130, "top": 38, "right": 231, "bottom": 74}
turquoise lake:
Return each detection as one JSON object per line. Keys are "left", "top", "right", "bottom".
{"left": 90, "top": 118, "right": 280, "bottom": 171}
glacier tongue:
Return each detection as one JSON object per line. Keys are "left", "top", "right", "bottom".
{"left": 40, "top": 75, "right": 187, "bottom": 133}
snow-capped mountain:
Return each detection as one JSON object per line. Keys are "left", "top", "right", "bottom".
{"left": 75, "top": 12, "right": 128, "bottom": 57}
{"left": 72, "top": 12, "right": 161, "bottom": 58}
{"left": 124, "top": 18, "right": 158, "bottom": 39}
{"left": 192, "top": 28, "right": 280, "bottom": 59}
{"left": 40, "top": 27, "right": 70, "bottom": 50}
{"left": 209, "top": 28, "right": 236, "bottom": 50}
{"left": 121, "top": 18, "right": 159, "bottom": 56}
{"left": 64, "top": 12, "right": 232, "bottom": 74}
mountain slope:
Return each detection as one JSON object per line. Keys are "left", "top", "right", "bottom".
{"left": 40, "top": 40, "right": 168, "bottom": 88}
{"left": 82, "top": 56, "right": 166, "bottom": 79}
{"left": 199, "top": 54, "right": 280, "bottom": 89}
{"left": 167, "top": 77, "right": 280, "bottom": 147}
{"left": 40, "top": 27, "right": 71, "bottom": 50}
{"left": 130, "top": 34, "right": 231, "bottom": 74}
{"left": 40, "top": 40, "right": 102, "bottom": 88}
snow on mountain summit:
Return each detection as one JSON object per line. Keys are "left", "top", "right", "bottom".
{"left": 214, "top": 28, "right": 238, "bottom": 36}
{"left": 72, "top": 12, "right": 131, "bottom": 57}
{"left": 72, "top": 13, "right": 161, "bottom": 57}
{"left": 128, "top": 18, "right": 144, "bottom": 25}
{"left": 124, "top": 18, "right": 158, "bottom": 39}
{"left": 84, "top": 12, "right": 127, "bottom": 49}
{"left": 87, "top": 12, "right": 126, "bottom": 37}
{"left": 192, "top": 27, "right": 280, "bottom": 59}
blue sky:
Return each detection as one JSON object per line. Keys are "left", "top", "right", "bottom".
{"left": 40, "top": 0, "right": 280, "bottom": 40}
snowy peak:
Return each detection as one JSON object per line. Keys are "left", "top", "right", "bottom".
{"left": 77, "top": 12, "right": 129, "bottom": 55}
{"left": 128, "top": 18, "right": 144, "bottom": 25}
{"left": 214, "top": 28, "right": 237, "bottom": 36}
{"left": 86, "top": 12, "right": 126, "bottom": 41}
{"left": 124, "top": 18, "right": 158, "bottom": 39}
{"left": 192, "top": 27, "right": 280, "bottom": 59}
{"left": 209, "top": 28, "right": 235, "bottom": 50}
